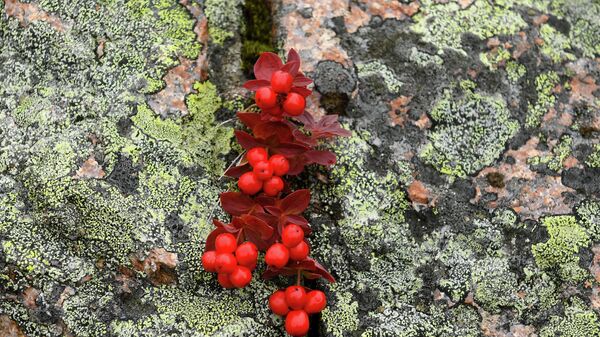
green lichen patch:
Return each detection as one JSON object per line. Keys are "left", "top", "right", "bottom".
{"left": 420, "top": 84, "right": 519, "bottom": 177}
{"left": 412, "top": 0, "right": 527, "bottom": 53}
{"left": 538, "top": 23, "right": 576, "bottom": 63}
{"left": 532, "top": 215, "right": 590, "bottom": 282}
{"left": 540, "top": 300, "right": 600, "bottom": 337}
{"left": 528, "top": 134, "right": 573, "bottom": 172}
{"left": 526, "top": 71, "right": 559, "bottom": 128}
{"left": 576, "top": 199, "right": 600, "bottom": 242}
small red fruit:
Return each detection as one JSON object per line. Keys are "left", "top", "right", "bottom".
{"left": 235, "top": 242, "right": 258, "bottom": 267}
{"left": 282, "top": 224, "right": 304, "bottom": 248}
{"left": 215, "top": 253, "right": 237, "bottom": 274}
{"left": 229, "top": 265, "right": 252, "bottom": 288}
{"left": 263, "top": 176, "right": 284, "bottom": 196}
{"left": 289, "top": 241, "right": 310, "bottom": 261}
{"left": 271, "top": 70, "right": 294, "bottom": 93}
{"left": 238, "top": 172, "right": 262, "bottom": 195}
{"left": 285, "top": 310, "right": 310, "bottom": 337}
{"left": 215, "top": 233, "right": 237, "bottom": 253}
{"left": 263, "top": 105, "right": 283, "bottom": 116}
{"left": 253, "top": 160, "right": 273, "bottom": 180}
{"left": 265, "top": 243, "right": 289, "bottom": 268}
{"left": 269, "top": 154, "right": 289, "bottom": 176}
{"left": 246, "top": 147, "right": 268, "bottom": 167}
{"left": 201, "top": 251, "right": 217, "bottom": 272}
{"left": 255, "top": 86, "right": 277, "bottom": 109}
{"left": 268, "top": 290, "right": 290, "bottom": 316}
{"left": 282, "top": 92, "right": 305, "bottom": 116}
{"left": 218, "top": 272, "right": 234, "bottom": 288}
{"left": 304, "top": 290, "right": 327, "bottom": 314}
{"left": 285, "top": 286, "right": 307, "bottom": 310}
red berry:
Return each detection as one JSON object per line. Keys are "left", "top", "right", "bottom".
{"left": 229, "top": 265, "right": 252, "bottom": 288}
{"left": 304, "top": 290, "right": 327, "bottom": 314}
{"left": 269, "top": 154, "right": 290, "bottom": 176}
{"left": 285, "top": 310, "right": 309, "bottom": 337}
{"left": 253, "top": 160, "right": 273, "bottom": 181}
{"left": 217, "top": 272, "right": 234, "bottom": 288}
{"left": 268, "top": 290, "right": 290, "bottom": 316}
{"left": 235, "top": 242, "right": 258, "bottom": 267}
{"left": 238, "top": 172, "right": 262, "bottom": 195}
{"left": 285, "top": 286, "right": 307, "bottom": 310}
{"left": 289, "top": 241, "right": 310, "bottom": 261}
{"left": 282, "top": 92, "right": 305, "bottom": 116}
{"left": 255, "top": 87, "right": 277, "bottom": 109}
{"left": 215, "top": 233, "right": 237, "bottom": 253}
{"left": 265, "top": 243, "right": 289, "bottom": 268}
{"left": 282, "top": 224, "right": 304, "bottom": 248}
{"left": 271, "top": 70, "right": 294, "bottom": 93}
{"left": 263, "top": 176, "right": 284, "bottom": 196}
{"left": 263, "top": 105, "right": 283, "bottom": 116}
{"left": 201, "top": 251, "right": 217, "bottom": 272}
{"left": 215, "top": 253, "right": 237, "bottom": 274}
{"left": 246, "top": 147, "right": 268, "bottom": 167}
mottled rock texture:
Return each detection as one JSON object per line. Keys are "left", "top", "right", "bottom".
{"left": 1, "top": 0, "right": 600, "bottom": 336}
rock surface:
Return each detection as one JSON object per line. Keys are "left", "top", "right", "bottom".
{"left": 1, "top": 0, "right": 600, "bottom": 336}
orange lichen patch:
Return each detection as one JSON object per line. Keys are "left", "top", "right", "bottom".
{"left": 475, "top": 137, "right": 576, "bottom": 220}
{"left": 131, "top": 248, "right": 178, "bottom": 286}
{"left": 458, "top": 0, "right": 475, "bottom": 9}
{"left": 532, "top": 14, "right": 549, "bottom": 26}
{"left": 0, "top": 316, "right": 25, "bottom": 337}
{"left": 149, "top": 3, "right": 209, "bottom": 116}
{"left": 388, "top": 95, "right": 412, "bottom": 127}
{"left": 512, "top": 32, "right": 530, "bottom": 59}
{"left": 345, "top": 5, "right": 370, "bottom": 34}
{"left": 414, "top": 113, "right": 431, "bottom": 129}
{"left": 563, "top": 156, "right": 579, "bottom": 169}
{"left": 280, "top": 1, "right": 350, "bottom": 72}
{"left": 481, "top": 313, "right": 537, "bottom": 337}
{"left": 74, "top": 157, "right": 106, "bottom": 179}
{"left": 408, "top": 180, "right": 430, "bottom": 204}
{"left": 23, "top": 287, "right": 40, "bottom": 310}
{"left": 360, "top": 0, "right": 420, "bottom": 19}
{"left": 4, "top": 0, "right": 67, "bottom": 32}
{"left": 569, "top": 75, "right": 599, "bottom": 106}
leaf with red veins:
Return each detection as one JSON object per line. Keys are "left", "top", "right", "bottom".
{"left": 262, "top": 258, "right": 335, "bottom": 283}
{"left": 293, "top": 74, "right": 313, "bottom": 87}
{"left": 224, "top": 162, "right": 251, "bottom": 178}
{"left": 280, "top": 189, "right": 310, "bottom": 214}
{"left": 290, "top": 86, "right": 312, "bottom": 97}
{"left": 297, "top": 114, "right": 351, "bottom": 139}
{"left": 237, "top": 112, "right": 263, "bottom": 129}
{"left": 232, "top": 215, "right": 274, "bottom": 250}
{"left": 205, "top": 223, "right": 228, "bottom": 251}
{"left": 220, "top": 191, "right": 263, "bottom": 216}
{"left": 263, "top": 189, "right": 311, "bottom": 233}
{"left": 235, "top": 130, "right": 265, "bottom": 150}
{"left": 243, "top": 79, "right": 270, "bottom": 91}
{"left": 254, "top": 52, "right": 283, "bottom": 80}
{"left": 253, "top": 121, "right": 294, "bottom": 142}
{"left": 287, "top": 48, "right": 300, "bottom": 65}
{"left": 272, "top": 142, "right": 310, "bottom": 157}
{"left": 281, "top": 61, "right": 300, "bottom": 77}
{"left": 292, "top": 129, "right": 317, "bottom": 146}
{"left": 304, "top": 150, "right": 337, "bottom": 166}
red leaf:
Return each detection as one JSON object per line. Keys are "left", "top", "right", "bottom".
{"left": 253, "top": 122, "right": 294, "bottom": 142}
{"left": 287, "top": 48, "right": 300, "bottom": 65}
{"left": 224, "top": 163, "right": 251, "bottom": 178}
{"left": 272, "top": 142, "right": 309, "bottom": 157}
{"left": 293, "top": 74, "right": 313, "bottom": 87}
{"left": 237, "top": 112, "right": 262, "bottom": 129}
{"left": 264, "top": 206, "right": 282, "bottom": 217}
{"left": 235, "top": 130, "right": 264, "bottom": 150}
{"left": 310, "top": 259, "right": 336, "bottom": 282}
{"left": 281, "top": 61, "right": 300, "bottom": 77}
{"left": 220, "top": 192, "right": 262, "bottom": 216}
{"left": 290, "top": 86, "right": 312, "bottom": 97}
{"left": 305, "top": 150, "right": 336, "bottom": 166}
{"left": 254, "top": 52, "right": 283, "bottom": 81}
{"left": 240, "top": 214, "right": 274, "bottom": 239}
{"left": 280, "top": 189, "right": 310, "bottom": 215}
{"left": 243, "top": 79, "right": 270, "bottom": 91}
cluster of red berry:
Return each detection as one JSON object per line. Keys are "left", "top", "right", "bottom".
{"left": 269, "top": 286, "right": 327, "bottom": 336}
{"left": 201, "top": 233, "right": 258, "bottom": 288}
{"left": 238, "top": 148, "right": 289, "bottom": 196}
{"left": 202, "top": 49, "right": 350, "bottom": 336}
